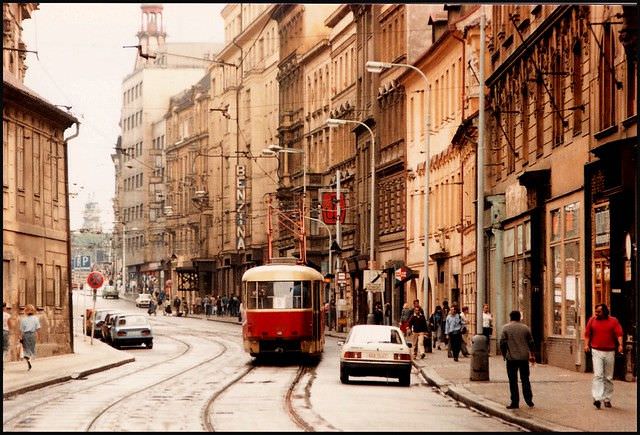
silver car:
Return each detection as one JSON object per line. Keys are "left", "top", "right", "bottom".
{"left": 338, "top": 324, "right": 413, "bottom": 386}
{"left": 102, "top": 285, "right": 119, "bottom": 299}
{"left": 110, "top": 313, "right": 153, "bottom": 349}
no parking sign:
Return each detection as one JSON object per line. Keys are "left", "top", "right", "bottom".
{"left": 86, "top": 271, "right": 104, "bottom": 289}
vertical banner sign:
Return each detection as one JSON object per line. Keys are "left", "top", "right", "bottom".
{"left": 236, "top": 165, "right": 246, "bottom": 251}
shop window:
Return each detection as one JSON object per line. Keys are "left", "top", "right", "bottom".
{"left": 549, "top": 202, "right": 581, "bottom": 337}
{"left": 504, "top": 221, "right": 532, "bottom": 320}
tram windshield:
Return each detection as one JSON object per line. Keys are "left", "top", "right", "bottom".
{"left": 245, "top": 281, "right": 312, "bottom": 309}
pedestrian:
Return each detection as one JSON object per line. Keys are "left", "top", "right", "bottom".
{"left": 373, "top": 302, "right": 383, "bottom": 325}
{"left": 173, "top": 295, "right": 182, "bottom": 316}
{"left": 399, "top": 302, "right": 413, "bottom": 338}
{"left": 444, "top": 305, "right": 465, "bottom": 361}
{"left": 459, "top": 306, "right": 471, "bottom": 357}
{"left": 3, "top": 302, "right": 11, "bottom": 364}
{"left": 428, "top": 305, "right": 444, "bottom": 350}
{"left": 499, "top": 310, "right": 536, "bottom": 409}
{"left": 408, "top": 305, "right": 429, "bottom": 359}
{"left": 384, "top": 302, "right": 392, "bottom": 326}
{"left": 482, "top": 303, "right": 494, "bottom": 341}
{"left": 583, "top": 303, "right": 623, "bottom": 410}
{"left": 20, "top": 304, "right": 41, "bottom": 371}
{"left": 147, "top": 299, "right": 157, "bottom": 316}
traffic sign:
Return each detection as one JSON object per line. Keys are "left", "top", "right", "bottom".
{"left": 395, "top": 267, "right": 408, "bottom": 281}
{"left": 363, "top": 269, "right": 384, "bottom": 293}
{"left": 86, "top": 271, "right": 104, "bottom": 289}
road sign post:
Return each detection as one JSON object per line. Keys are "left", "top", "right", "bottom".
{"left": 86, "top": 271, "right": 104, "bottom": 346}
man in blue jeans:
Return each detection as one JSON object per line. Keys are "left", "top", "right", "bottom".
{"left": 500, "top": 310, "right": 536, "bottom": 409}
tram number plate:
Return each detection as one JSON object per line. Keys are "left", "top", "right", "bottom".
{"left": 365, "top": 351, "right": 390, "bottom": 360}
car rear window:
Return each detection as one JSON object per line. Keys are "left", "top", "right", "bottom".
{"left": 118, "top": 316, "right": 149, "bottom": 326}
{"left": 348, "top": 327, "right": 403, "bottom": 344}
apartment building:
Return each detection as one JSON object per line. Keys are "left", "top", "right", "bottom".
{"left": 113, "top": 4, "right": 221, "bottom": 295}
{"left": 3, "top": 3, "right": 78, "bottom": 359}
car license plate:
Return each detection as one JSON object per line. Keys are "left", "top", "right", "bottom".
{"left": 365, "top": 351, "right": 391, "bottom": 360}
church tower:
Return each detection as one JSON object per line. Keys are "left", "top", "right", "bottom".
{"left": 135, "top": 3, "right": 167, "bottom": 69}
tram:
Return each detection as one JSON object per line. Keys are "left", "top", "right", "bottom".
{"left": 241, "top": 261, "right": 325, "bottom": 358}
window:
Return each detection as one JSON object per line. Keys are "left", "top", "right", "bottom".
{"left": 36, "top": 263, "right": 43, "bottom": 308}
{"left": 572, "top": 40, "right": 583, "bottom": 135}
{"left": 504, "top": 221, "right": 532, "bottom": 323}
{"left": 549, "top": 202, "right": 580, "bottom": 337}
{"left": 33, "top": 132, "right": 41, "bottom": 196}
{"left": 51, "top": 140, "right": 59, "bottom": 201}
{"left": 245, "top": 280, "right": 313, "bottom": 309}
{"left": 17, "top": 125, "right": 24, "bottom": 191}
{"left": 626, "top": 56, "right": 637, "bottom": 119}
{"left": 599, "top": 24, "right": 616, "bottom": 130}
{"left": 552, "top": 53, "right": 564, "bottom": 146}
{"left": 535, "top": 72, "right": 544, "bottom": 157}
{"left": 521, "top": 83, "right": 529, "bottom": 164}
{"left": 19, "top": 261, "right": 27, "bottom": 306}
{"left": 3, "top": 121, "right": 8, "bottom": 187}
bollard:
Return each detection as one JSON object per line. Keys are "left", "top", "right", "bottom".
{"left": 470, "top": 334, "right": 490, "bottom": 381}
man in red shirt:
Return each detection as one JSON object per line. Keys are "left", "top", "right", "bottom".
{"left": 583, "top": 303, "right": 623, "bottom": 409}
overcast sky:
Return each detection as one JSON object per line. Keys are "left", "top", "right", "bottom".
{"left": 21, "top": 3, "right": 226, "bottom": 231}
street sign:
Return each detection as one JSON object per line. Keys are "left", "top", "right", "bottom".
{"left": 363, "top": 269, "right": 384, "bottom": 293}
{"left": 336, "top": 272, "right": 348, "bottom": 285}
{"left": 395, "top": 267, "right": 407, "bottom": 281}
{"left": 86, "top": 271, "right": 104, "bottom": 289}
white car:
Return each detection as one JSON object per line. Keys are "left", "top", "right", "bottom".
{"left": 135, "top": 293, "right": 152, "bottom": 308}
{"left": 338, "top": 324, "right": 413, "bottom": 386}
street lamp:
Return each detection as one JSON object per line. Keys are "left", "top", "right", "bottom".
{"left": 261, "top": 144, "right": 306, "bottom": 199}
{"left": 122, "top": 225, "right": 139, "bottom": 295}
{"left": 365, "top": 60, "right": 431, "bottom": 315}
{"left": 326, "top": 117, "right": 376, "bottom": 324}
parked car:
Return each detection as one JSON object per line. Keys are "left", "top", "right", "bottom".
{"left": 102, "top": 285, "right": 119, "bottom": 299}
{"left": 135, "top": 293, "right": 152, "bottom": 308}
{"left": 85, "top": 308, "right": 118, "bottom": 338}
{"left": 100, "top": 311, "right": 126, "bottom": 344}
{"left": 109, "top": 313, "right": 153, "bottom": 349}
{"left": 338, "top": 324, "right": 412, "bottom": 386}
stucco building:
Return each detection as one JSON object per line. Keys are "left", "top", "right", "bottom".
{"left": 3, "top": 3, "right": 78, "bottom": 359}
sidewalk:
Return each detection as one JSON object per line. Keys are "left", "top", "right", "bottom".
{"left": 3, "top": 335, "right": 134, "bottom": 399}
{"left": 327, "top": 329, "right": 637, "bottom": 433}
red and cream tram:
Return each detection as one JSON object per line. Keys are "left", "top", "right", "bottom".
{"left": 241, "top": 261, "right": 325, "bottom": 358}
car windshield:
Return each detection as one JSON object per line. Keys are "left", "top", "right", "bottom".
{"left": 118, "top": 316, "right": 149, "bottom": 326}
{"left": 347, "top": 327, "right": 404, "bottom": 345}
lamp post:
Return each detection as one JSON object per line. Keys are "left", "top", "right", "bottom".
{"left": 365, "top": 60, "right": 431, "bottom": 315}
{"left": 327, "top": 117, "right": 376, "bottom": 324}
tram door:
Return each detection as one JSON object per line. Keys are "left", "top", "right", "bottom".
{"left": 313, "top": 281, "right": 322, "bottom": 349}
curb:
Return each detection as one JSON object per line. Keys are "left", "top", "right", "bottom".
{"left": 2, "top": 356, "right": 135, "bottom": 400}
{"left": 416, "top": 365, "right": 579, "bottom": 432}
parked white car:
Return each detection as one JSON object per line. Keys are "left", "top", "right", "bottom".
{"left": 135, "top": 293, "right": 152, "bottom": 308}
{"left": 338, "top": 324, "right": 413, "bottom": 386}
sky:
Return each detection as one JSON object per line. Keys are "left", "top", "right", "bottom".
{"left": 20, "top": 3, "right": 226, "bottom": 231}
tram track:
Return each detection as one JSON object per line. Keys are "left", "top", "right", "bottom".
{"left": 2, "top": 331, "right": 192, "bottom": 430}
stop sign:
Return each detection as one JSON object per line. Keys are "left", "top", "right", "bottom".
{"left": 86, "top": 271, "right": 105, "bottom": 289}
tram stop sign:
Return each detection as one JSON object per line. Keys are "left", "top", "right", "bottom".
{"left": 86, "top": 271, "right": 105, "bottom": 290}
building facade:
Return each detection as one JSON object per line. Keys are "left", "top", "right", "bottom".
{"left": 113, "top": 4, "right": 221, "bottom": 296}
{"left": 485, "top": 4, "right": 637, "bottom": 379}
{"left": 3, "top": 2, "right": 78, "bottom": 359}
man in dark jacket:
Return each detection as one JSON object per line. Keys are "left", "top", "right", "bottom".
{"left": 500, "top": 310, "right": 535, "bottom": 409}
{"left": 408, "top": 306, "right": 429, "bottom": 359}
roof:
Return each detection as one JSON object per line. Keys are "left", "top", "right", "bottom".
{"left": 3, "top": 71, "right": 77, "bottom": 126}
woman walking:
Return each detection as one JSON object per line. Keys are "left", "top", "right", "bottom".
{"left": 20, "top": 304, "right": 41, "bottom": 370}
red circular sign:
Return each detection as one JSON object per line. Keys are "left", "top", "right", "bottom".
{"left": 86, "top": 271, "right": 105, "bottom": 289}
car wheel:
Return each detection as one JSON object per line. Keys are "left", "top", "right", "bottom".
{"left": 340, "top": 368, "right": 349, "bottom": 384}
{"left": 399, "top": 370, "right": 411, "bottom": 387}
{"left": 146, "top": 340, "right": 153, "bottom": 349}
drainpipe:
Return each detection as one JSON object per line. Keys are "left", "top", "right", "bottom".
{"left": 64, "top": 121, "right": 80, "bottom": 352}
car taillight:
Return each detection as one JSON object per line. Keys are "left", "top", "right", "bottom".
{"left": 394, "top": 353, "right": 411, "bottom": 361}
{"left": 343, "top": 351, "right": 361, "bottom": 359}
{"left": 117, "top": 331, "right": 127, "bottom": 336}
{"left": 141, "top": 329, "right": 151, "bottom": 336}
